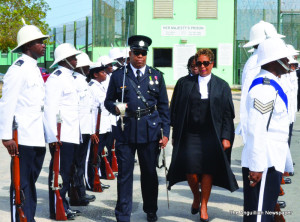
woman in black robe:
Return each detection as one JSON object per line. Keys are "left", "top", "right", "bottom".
{"left": 168, "top": 49, "right": 238, "bottom": 221}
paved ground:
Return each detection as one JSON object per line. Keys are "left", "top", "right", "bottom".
{"left": 0, "top": 91, "right": 299, "bottom": 221}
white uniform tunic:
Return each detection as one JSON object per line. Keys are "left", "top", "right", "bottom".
{"left": 0, "top": 54, "right": 45, "bottom": 146}
{"left": 73, "top": 72, "right": 94, "bottom": 135}
{"left": 44, "top": 66, "right": 80, "bottom": 144}
{"left": 103, "top": 73, "right": 117, "bottom": 127}
{"left": 241, "top": 70, "right": 289, "bottom": 173}
{"left": 236, "top": 50, "right": 261, "bottom": 143}
{"left": 89, "top": 79, "right": 112, "bottom": 134}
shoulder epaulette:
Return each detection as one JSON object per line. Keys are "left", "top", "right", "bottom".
{"left": 54, "top": 70, "right": 62, "bottom": 76}
{"left": 88, "top": 81, "right": 94, "bottom": 86}
{"left": 112, "top": 66, "right": 123, "bottom": 74}
{"left": 151, "top": 66, "right": 164, "bottom": 75}
{"left": 14, "top": 60, "right": 24, "bottom": 67}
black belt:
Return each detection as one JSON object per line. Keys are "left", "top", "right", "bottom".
{"left": 125, "top": 106, "right": 156, "bottom": 118}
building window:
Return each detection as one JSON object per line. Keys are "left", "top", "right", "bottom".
{"left": 153, "top": 0, "right": 173, "bottom": 18}
{"left": 153, "top": 48, "right": 172, "bottom": 67}
{"left": 197, "top": 0, "right": 217, "bottom": 18}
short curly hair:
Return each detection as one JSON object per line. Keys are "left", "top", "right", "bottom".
{"left": 195, "top": 48, "right": 214, "bottom": 62}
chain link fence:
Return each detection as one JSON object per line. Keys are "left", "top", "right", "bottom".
{"left": 93, "top": 0, "right": 136, "bottom": 47}
{"left": 234, "top": 0, "right": 300, "bottom": 85}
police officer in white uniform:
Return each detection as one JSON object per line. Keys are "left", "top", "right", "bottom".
{"left": 236, "top": 21, "right": 285, "bottom": 144}
{"left": 86, "top": 61, "right": 113, "bottom": 186}
{"left": 98, "top": 55, "right": 117, "bottom": 166}
{"left": 44, "top": 43, "right": 81, "bottom": 220}
{"left": 70, "top": 52, "right": 97, "bottom": 205}
{"left": 242, "top": 38, "right": 298, "bottom": 222}
{"left": 0, "top": 23, "right": 49, "bottom": 222}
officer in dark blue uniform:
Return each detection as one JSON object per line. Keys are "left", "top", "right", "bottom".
{"left": 105, "top": 35, "right": 170, "bottom": 222}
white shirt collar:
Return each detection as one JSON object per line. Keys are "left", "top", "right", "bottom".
{"left": 198, "top": 74, "right": 211, "bottom": 99}
{"left": 130, "top": 63, "right": 146, "bottom": 77}
{"left": 21, "top": 53, "right": 38, "bottom": 65}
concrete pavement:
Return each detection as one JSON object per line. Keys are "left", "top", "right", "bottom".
{"left": 0, "top": 91, "right": 299, "bottom": 221}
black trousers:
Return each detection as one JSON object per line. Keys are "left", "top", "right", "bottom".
{"left": 10, "top": 145, "right": 46, "bottom": 222}
{"left": 243, "top": 167, "right": 282, "bottom": 222}
{"left": 115, "top": 141, "right": 160, "bottom": 222}
{"left": 72, "top": 134, "right": 90, "bottom": 197}
{"left": 48, "top": 142, "right": 75, "bottom": 216}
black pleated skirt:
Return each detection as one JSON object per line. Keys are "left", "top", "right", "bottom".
{"left": 183, "top": 132, "right": 220, "bottom": 175}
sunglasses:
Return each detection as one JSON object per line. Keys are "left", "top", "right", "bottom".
{"left": 132, "top": 50, "right": 147, "bottom": 56}
{"left": 196, "top": 61, "right": 212, "bottom": 67}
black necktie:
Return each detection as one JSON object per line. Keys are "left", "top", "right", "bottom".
{"left": 136, "top": 69, "right": 141, "bottom": 82}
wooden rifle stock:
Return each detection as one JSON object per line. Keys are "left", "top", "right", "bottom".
{"left": 12, "top": 117, "right": 27, "bottom": 222}
{"left": 93, "top": 106, "right": 103, "bottom": 192}
{"left": 52, "top": 113, "right": 67, "bottom": 220}
{"left": 111, "top": 140, "right": 118, "bottom": 172}
{"left": 101, "top": 147, "right": 115, "bottom": 180}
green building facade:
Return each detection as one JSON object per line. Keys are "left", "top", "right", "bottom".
{"left": 93, "top": 0, "right": 235, "bottom": 86}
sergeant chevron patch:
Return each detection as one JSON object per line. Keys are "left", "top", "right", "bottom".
{"left": 253, "top": 98, "right": 274, "bottom": 114}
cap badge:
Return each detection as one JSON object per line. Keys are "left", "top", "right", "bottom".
{"left": 139, "top": 41, "right": 145, "bottom": 47}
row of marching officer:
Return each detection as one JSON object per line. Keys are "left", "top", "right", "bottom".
{"left": 237, "top": 20, "right": 299, "bottom": 222}
{"left": 46, "top": 44, "right": 126, "bottom": 220}
{"left": 0, "top": 21, "right": 121, "bottom": 221}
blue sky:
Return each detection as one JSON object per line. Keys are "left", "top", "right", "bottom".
{"left": 45, "top": 0, "right": 92, "bottom": 28}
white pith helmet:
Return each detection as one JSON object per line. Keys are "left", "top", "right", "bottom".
{"left": 288, "top": 56, "right": 298, "bottom": 65}
{"left": 109, "top": 47, "right": 123, "bottom": 60}
{"left": 89, "top": 61, "right": 105, "bottom": 70}
{"left": 286, "top": 45, "right": 299, "bottom": 65}
{"left": 76, "top": 52, "right": 92, "bottom": 68}
{"left": 12, "top": 19, "right": 49, "bottom": 52}
{"left": 256, "top": 38, "right": 299, "bottom": 67}
{"left": 248, "top": 48, "right": 255, "bottom": 53}
{"left": 121, "top": 47, "right": 131, "bottom": 58}
{"left": 243, "top": 21, "right": 285, "bottom": 48}
{"left": 286, "top": 44, "right": 300, "bottom": 54}
{"left": 50, "top": 43, "right": 81, "bottom": 68}
{"left": 97, "top": 55, "right": 115, "bottom": 66}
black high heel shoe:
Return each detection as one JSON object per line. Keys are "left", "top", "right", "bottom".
{"left": 191, "top": 206, "right": 199, "bottom": 215}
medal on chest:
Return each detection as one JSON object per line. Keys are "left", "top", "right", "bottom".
{"left": 149, "top": 76, "right": 154, "bottom": 85}
{"left": 154, "top": 76, "right": 159, "bottom": 85}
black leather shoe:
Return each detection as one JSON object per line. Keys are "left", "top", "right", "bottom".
{"left": 284, "top": 178, "right": 292, "bottom": 184}
{"left": 69, "top": 208, "right": 81, "bottom": 216}
{"left": 289, "top": 172, "right": 294, "bottom": 176}
{"left": 278, "top": 200, "right": 286, "bottom": 209}
{"left": 101, "top": 183, "right": 110, "bottom": 189}
{"left": 191, "top": 206, "right": 200, "bottom": 215}
{"left": 85, "top": 194, "right": 96, "bottom": 202}
{"left": 200, "top": 218, "right": 209, "bottom": 222}
{"left": 147, "top": 213, "right": 158, "bottom": 222}
{"left": 66, "top": 209, "right": 76, "bottom": 220}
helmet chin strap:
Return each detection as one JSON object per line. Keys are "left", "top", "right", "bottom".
{"left": 276, "top": 59, "right": 292, "bottom": 74}
{"left": 63, "top": 58, "right": 75, "bottom": 70}
{"left": 79, "top": 67, "right": 87, "bottom": 76}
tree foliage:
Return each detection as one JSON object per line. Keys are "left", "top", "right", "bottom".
{"left": 0, "top": 0, "right": 51, "bottom": 52}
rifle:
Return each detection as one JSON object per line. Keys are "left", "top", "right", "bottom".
{"left": 111, "top": 140, "right": 118, "bottom": 172}
{"left": 51, "top": 112, "right": 67, "bottom": 220}
{"left": 101, "top": 147, "right": 115, "bottom": 180}
{"left": 12, "top": 117, "right": 27, "bottom": 222}
{"left": 93, "top": 106, "right": 103, "bottom": 192}
{"left": 157, "top": 128, "right": 169, "bottom": 209}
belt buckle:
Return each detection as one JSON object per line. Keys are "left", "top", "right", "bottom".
{"left": 136, "top": 110, "right": 141, "bottom": 118}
